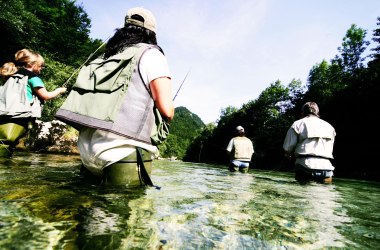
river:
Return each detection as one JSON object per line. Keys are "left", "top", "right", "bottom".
{"left": 0, "top": 152, "right": 379, "bottom": 249}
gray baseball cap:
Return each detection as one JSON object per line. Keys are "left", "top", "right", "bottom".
{"left": 125, "top": 7, "right": 156, "bottom": 33}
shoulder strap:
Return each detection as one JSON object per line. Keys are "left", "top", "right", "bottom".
{"left": 137, "top": 44, "right": 164, "bottom": 97}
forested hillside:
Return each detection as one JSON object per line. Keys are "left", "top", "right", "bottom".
{"left": 158, "top": 106, "right": 205, "bottom": 159}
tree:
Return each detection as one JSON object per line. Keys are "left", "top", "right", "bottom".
{"left": 306, "top": 22, "right": 372, "bottom": 107}
{"left": 332, "top": 24, "right": 370, "bottom": 74}
{"left": 369, "top": 16, "right": 380, "bottom": 65}
{"left": 0, "top": 0, "right": 102, "bottom": 66}
{"left": 306, "top": 60, "right": 345, "bottom": 106}
{"left": 22, "top": 0, "right": 98, "bottom": 66}
{"left": 220, "top": 105, "right": 237, "bottom": 118}
{"left": 0, "top": 0, "right": 42, "bottom": 64}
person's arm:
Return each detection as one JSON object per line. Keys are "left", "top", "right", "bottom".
{"left": 150, "top": 77, "right": 174, "bottom": 122}
{"left": 249, "top": 140, "right": 254, "bottom": 159}
{"left": 28, "top": 76, "right": 66, "bottom": 101}
{"left": 283, "top": 127, "right": 297, "bottom": 158}
{"left": 226, "top": 138, "right": 234, "bottom": 158}
{"left": 34, "top": 87, "right": 67, "bottom": 101}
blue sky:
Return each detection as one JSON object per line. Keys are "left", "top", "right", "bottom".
{"left": 77, "top": 0, "right": 379, "bottom": 124}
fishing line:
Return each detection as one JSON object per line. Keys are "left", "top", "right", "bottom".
{"left": 62, "top": 35, "right": 111, "bottom": 87}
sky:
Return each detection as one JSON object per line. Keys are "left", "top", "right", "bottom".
{"left": 76, "top": 0, "right": 379, "bottom": 124}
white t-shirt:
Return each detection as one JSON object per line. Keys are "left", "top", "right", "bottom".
{"left": 77, "top": 48, "right": 171, "bottom": 176}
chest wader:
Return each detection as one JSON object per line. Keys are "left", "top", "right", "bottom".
{"left": 103, "top": 147, "right": 159, "bottom": 188}
{"left": 0, "top": 118, "right": 32, "bottom": 158}
{"left": 295, "top": 164, "right": 333, "bottom": 184}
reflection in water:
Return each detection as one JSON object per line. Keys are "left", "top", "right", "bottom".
{"left": 301, "top": 184, "right": 351, "bottom": 249}
{"left": 83, "top": 206, "right": 121, "bottom": 235}
{"left": 144, "top": 165, "right": 266, "bottom": 249}
{"left": 0, "top": 153, "right": 379, "bottom": 249}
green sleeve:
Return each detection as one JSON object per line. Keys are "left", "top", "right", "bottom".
{"left": 27, "top": 76, "right": 45, "bottom": 101}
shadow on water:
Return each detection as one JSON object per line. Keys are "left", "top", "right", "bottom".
{"left": 0, "top": 152, "right": 379, "bottom": 249}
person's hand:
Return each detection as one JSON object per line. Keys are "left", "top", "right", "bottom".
{"left": 58, "top": 87, "right": 67, "bottom": 94}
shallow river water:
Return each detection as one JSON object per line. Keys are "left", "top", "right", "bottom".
{"left": 0, "top": 152, "right": 379, "bottom": 249}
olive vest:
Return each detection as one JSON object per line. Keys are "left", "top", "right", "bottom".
{"left": 232, "top": 136, "right": 254, "bottom": 161}
{"left": 55, "top": 43, "right": 159, "bottom": 145}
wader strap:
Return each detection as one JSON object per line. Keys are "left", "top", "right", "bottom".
{"left": 136, "top": 147, "right": 161, "bottom": 190}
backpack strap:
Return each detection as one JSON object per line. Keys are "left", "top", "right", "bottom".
{"left": 137, "top": 44, "right": 164, "bottom": 97}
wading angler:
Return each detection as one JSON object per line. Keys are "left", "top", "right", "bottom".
{"left": 56, "top": 7, "right": 174, "bottom": 187}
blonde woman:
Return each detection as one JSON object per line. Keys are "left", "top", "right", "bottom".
{"left": 0, "top": 49, "right": 66, "bottom": 156}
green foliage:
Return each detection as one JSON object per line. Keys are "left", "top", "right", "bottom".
{"left": 0, "top": 0, "right": 102, "bottom": 65}
{"left": 220, "top": 105, "right": 238, "bottom": 117}
{"left": 306, "top": 60, "right": 346, "bottom": 106}
{"left": 0, "top": 0, "right": 42, "bottom": 62}
{"left": 39, "top": 55, "right": 76, "bottom": 121}
{"left": 20, "top": 0, "right": 98, "bottom": 66}
{"left": 170, "top": 106, "right": 204, "bottom": 134}
{"left": 323, "top": 18, "right": 380, "bottom": 180}
{"left": 183, "top": 123, "right": 218, "bottom": 163}
{"left": 306, "top": 24, "right": 370, "bottom": 109}
{"left": 332, "top": 24, "right": 370, "bottom": 74}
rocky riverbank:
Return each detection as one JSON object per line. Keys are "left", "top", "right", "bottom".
{"left": 17, "top": 120, "right": 79, "bottom": 154}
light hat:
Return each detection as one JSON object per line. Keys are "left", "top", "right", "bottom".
{"left": 125, "top": 7, "right": 157, "bottom": 33}
{"left": 236, "top": 126, "right": 244, "bottom": 132}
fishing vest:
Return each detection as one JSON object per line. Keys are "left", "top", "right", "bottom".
{"left": 292, "top": 116, "right": 335, "bottom": 159}
{"left": 294, "top": 116, "right": 335, "bottom": 140}
{"left": 232, "top": 136, "right": 254, "bottom": 161}
{"left": 55, "top": 43, "right": 159, "bottom": 145}
{"left": 0, "top": 73, "right": 43, "bottom": 118}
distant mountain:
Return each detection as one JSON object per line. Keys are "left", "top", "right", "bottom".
{"left": 171, "top": 106, "right": 205, "bottom": 134}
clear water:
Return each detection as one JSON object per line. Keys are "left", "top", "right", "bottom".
{"left": 0, "top": 152, "right": 379, "bottom": 249}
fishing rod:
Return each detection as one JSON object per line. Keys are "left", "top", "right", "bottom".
{"left": 62, "top": 35, "right": 111, "bottom": 88}
{"left": 173, "top": 69, "right": 190, "bottom": 101}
